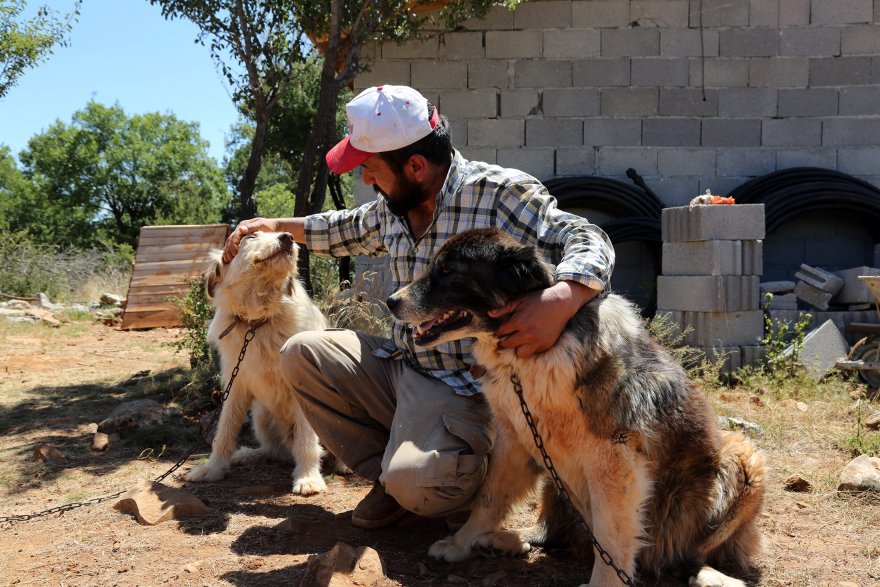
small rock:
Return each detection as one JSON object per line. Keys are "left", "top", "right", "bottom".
{"left": 183, "top": 563, "right": 198, "bottom": 573}
{"left": 748, "top": 395, "right": 764, "bottom": 407}
{"left": 796, "top": 401, "right": 808, "bottom": 412}
{"left": 84, "top": 422, "right": 99, "bottom": 434}
{"left": 482, "top": 571, "right": 508, "bottom": 586}
{"left": 783, "top": 475, "right": 813, "bottom": 493}
{"left": 298, "top": 542, "right": 386, "bottom": 587}
{"left": 717, "top": 416, "right": 764, "bottom": 437}
{"left": 447, "top": 574, "right": 467, "bottom": 584}
{"left": 33, "top": 444, "right": 67, "bottom": 465}
{"left": 795, "top": 501, "right": 809, "bottom": 509}
{"left": 113, "top": 480, "right": 212, "bottom": 525}
{"left": 98, "top": 399, "right": 171, "bottom": 434}
{"left": 864, "top": 413, "right": 880, "bottom": 431}
{"left": 100, "top": 293, "right": 124, "bottom": 306}
{"left": 92, "top": 432, "right": 110, "bottom": 452}
{"left": 838, "top": 455, "right": 880, "bottom": 493}
{"left": 7, "top": 299, "right": 32, "bottom": 310}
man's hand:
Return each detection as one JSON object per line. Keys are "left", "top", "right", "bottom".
{"left": 487, "top": 281, "right": 600, "bottom": 359}
{"left": 222, "top": 217, "right": 281, "bottom": 263}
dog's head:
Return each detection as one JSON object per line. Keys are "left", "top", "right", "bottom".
{"left": 386, "top": 228, "right": 553, "bottom": 347}
{"left": 205, "top": 231, "right": 299, "bottom": 315}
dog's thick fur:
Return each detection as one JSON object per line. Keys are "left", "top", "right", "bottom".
{"left": 387, "top": 228, "right": 766, "bottom": 587}
{"left": 183, "top": 231, "right": 329, "bottom": 495}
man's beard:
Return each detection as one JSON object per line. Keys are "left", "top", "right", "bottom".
{"left": 375, "top": 173, "right": 430, "bottom": 216}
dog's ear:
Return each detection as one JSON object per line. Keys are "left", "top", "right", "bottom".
{"left": 204, "top": 249, "right": 224, "bottom": 299}
{"left": 497, "top": 242, "right": 553, "bottom": 295}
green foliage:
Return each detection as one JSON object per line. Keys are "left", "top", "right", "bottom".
{"left": 14, "top": 101, "right": 228, "bottom": 249}
{"left": 169, "top": 278, "right": 215, "bottom": 370}
{"left": 0, "top": 229, "right": 131, "bottom": 300}
{"left": 0, "top": 0, "right": 80, "bottom": 98}
{"left": 761, "top": 292, "right": 812, "bottom": 379}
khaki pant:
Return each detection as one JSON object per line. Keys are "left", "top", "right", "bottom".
{"left": 279, "top": 329, "right": 492, "bottom": 517}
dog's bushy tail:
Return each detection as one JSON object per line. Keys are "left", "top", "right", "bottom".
{"left": 698, "top": 430, "right": 767, "bottom": 571}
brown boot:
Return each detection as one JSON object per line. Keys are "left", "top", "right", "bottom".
{"left": 351, "top": 482, "right": 407, "bottom": 529}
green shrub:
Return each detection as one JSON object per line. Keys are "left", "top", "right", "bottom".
{"left": 169, "top": 278, "right": 215, "bottom": 370}
{"left": 761, "top": 292, "right": 812, "bottom": 379}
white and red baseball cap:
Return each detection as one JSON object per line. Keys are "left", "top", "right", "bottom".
{"left": 326, "top": 85, "right": 440, "bottom": 174}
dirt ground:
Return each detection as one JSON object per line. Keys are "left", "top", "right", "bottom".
{"left": 1, "top": 319, "right": 879, "bottom": 586}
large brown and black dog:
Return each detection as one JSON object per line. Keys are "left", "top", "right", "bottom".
{"left": 183, "top": 231, "right": 330, "bottom": 495}
{"left": 386, "top": 228, "right": 765, "bottom": 587}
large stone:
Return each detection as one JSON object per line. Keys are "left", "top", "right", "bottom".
{"left": 839, "top": 455, "right": 880, "bottom": 493}
{"left": 298, "top": 542, "right": 386, "bottom": 587}
{"left": 113, "top": 480, "right": 211, "bottom": 525}
{"left": 98, "top": 399, "right": 177, "bottom": 434}
{"left": 33, "top": 443, "right": 67, "bottom": 465}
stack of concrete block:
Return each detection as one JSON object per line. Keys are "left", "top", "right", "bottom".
{"left": 760, "top": 281, "right": 797, "bottom": 310}
{"left": 832, "top": 267, "right": 880, "bottom": 308}
{"left": 657, "top": 204, "right": 765, "bottom": 372}
{"left": 794, "top": 264, "right": 844, "bottom": 311}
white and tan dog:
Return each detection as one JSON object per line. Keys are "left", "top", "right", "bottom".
{"left": 183, "top": 231, "right": 329, "bottom": 495}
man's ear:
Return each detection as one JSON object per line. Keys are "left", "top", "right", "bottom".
{"left": 405, "top": 154, "right": 430, "bottom": 182}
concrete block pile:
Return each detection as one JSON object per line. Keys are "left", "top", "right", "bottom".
{"left": 657, "top": 203, "right": 765, "bottom": 372}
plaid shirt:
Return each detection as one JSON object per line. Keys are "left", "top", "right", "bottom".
{"left": 304, "top": 150, "right": 615, "bottom": 395}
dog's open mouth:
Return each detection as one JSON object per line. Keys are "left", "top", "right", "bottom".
{"left": 413, "top": 310, "right": 472, "bottom": 345}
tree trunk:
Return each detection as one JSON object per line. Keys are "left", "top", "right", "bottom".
{"left": 237, "top": 107, "right": 268, "bottom": 220}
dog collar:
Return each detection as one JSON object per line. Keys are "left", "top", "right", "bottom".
{"left": 218, "top": 316, "right": 268, "bottom": 339}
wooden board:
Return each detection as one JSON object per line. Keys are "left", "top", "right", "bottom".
{"left": 121, "top": 224, "right": 229, "bottom": 330}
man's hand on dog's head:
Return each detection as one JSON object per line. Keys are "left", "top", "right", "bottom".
{"left": 487, "top": 281, "right": 599, "bottom": 359}
{"left": 223, "top": 217, "right": 281, "bottom": 263}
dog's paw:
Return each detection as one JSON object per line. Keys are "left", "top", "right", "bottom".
{"left": 689, "top": 567, "right": 746, "bottom": 587}
{"left": 292, "top": 474, "right": 327, "bottom": 496}
{"left": 184, "top": 463, "right": 226, "bottom": 483}
{"left": 428, "top": 536, "right": 475, "bottom": 562}
{"left": 472, "top": 531, "right": 531, "bottom": 558}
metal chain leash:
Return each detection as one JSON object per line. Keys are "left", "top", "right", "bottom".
{"left": 0, "top": 325, "right": 259, "bottom": 529}
{"left": 510, "top": 372, "right": 637, "bottom": 587}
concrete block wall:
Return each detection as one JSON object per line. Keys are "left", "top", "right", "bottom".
{"left": 352, "top": 0, "right": 880, "bottom": 207}
{"left": 657, "top": 204, "right": 765, "bottom": 365}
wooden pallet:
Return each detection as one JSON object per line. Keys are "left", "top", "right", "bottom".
{"left": 120, "top": 224, "right": 229, "bottom": 330}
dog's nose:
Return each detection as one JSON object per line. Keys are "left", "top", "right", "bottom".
{"left": 385, "top": 295, "right": 400, "bottom": 312}
{"left": 279, "top": 232, "right": 293, "bottom": 244}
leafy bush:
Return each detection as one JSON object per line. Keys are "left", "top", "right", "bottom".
{"left": 0, "top": 230, "right": 131, "bottom": 301}
{"left": 169, "top": 277, "right": 215, "bottom": 370}
{"left": 761, "top": 292, "right": 812, "bottom": 380}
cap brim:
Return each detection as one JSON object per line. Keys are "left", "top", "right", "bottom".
{"left": 326, "top": 136, "right": 372, "bottom": 174}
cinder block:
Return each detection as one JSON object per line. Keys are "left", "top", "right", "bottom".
{"left": 501, "top": 89, "right": 540, "bottom": 117}
{"left": 824, "top": 118, "right": 880, "bottom": 146}
{"left": 788, "top": 319, "right": 851, "bottom": 380}
{"left": 690, "top": 59, "right": 749, "bottom": 87}
{"left": 717, "top": 149, "right": 777, "bottom": 176}
{"left": 660, "top": 310, "right": 764, "bottom": 346}
{"left": 468, "top": 61, "right": 510, "bottom": 89}
{"left": 526, "top": 119, "right": 584, "bottom": 147}
{"left": 543, "top": 88, "right": 600, "bottom": 117}
{"left": 556, "top": 147, "right": 597, "bottom": 175}
{"left": 749, "top": 58, "right": 809, "bottom": 87}
{"left": 794, "top": 281, "right": 834, "bottom": 310}
{"left": 843, "top": 25, "right": 880, "bottom": 54}
{"left": 780, "top": 0, "right": 810, "bottom": 25}
{"left": 718, "top": 88, "right": 777, "bottom": 117}
{"left": 780, "top": 27, "right": 840, "bottom": 57}
{"left": 796, "top": 264, "right": 845, "bottom": 294}
{"left": 695, "top": 345, "right": 741, "bottom": 373}
{"left": 458, "top": 146, "right": 497, "bottom": 164}
{"left": 601, "top": 28, "right": 660, "bottom": 58}
{"left": 657, "top": 275, "right": 760, "bottom": 311}
{"left": 584, "top": 118, "right": 643, "bottom": 146}
{"left": 597, "top": 147, "right": 659, "bottom": 175}
{"left": 749, "top": 0, "right": 779, "bottom": 26}
{"left": 778, "top": 88, "right": 839, "bottom": 117}
{"left": 741, "top": 344, "right": 767, "bottom": 366}
{"left": 702, "top": 119, "right": 762, "bottom": 147}
{"left": 691, "top": 0, "right": 749, "bottom": 27}
{"left": 572, "top": 1, "right": 630, "bottom": 28}
{"left": 762, "top": 119, "right": 822, "bottom": 147}
{"left": 381, "top": 37, "right": 438, "bottom": 59}
{"left": 573, "top": 58, "right": 631, "bottom": 87}
{"left": 658, "top": 148, "right": 717, "bottom": 176}
{"left": 838, "top": 148, "right": 880, "bottom": 175}
{"left": 486, "top": 30, "right": 542, "bottom": 59}
{"left": 661, "top": 28, "right": 720, "bottom": 57}
{"left": 832, "top": 267, "right": 880, "bottom": 304}
{"left": 497, "top": 148, "right": 555, "bottom": 179}
{"left": 762, "top": 292, "right": 798, "bottom": 309}
{"left": 646, "top": 176, "right": 702, "bottom": 206}
{"left": 662, "top": 204, "right": 766, "bottom": 242}
{"left": 543, "top": 29, "right": 601, "bottom": 60}
{"left": 355, "top": 61, "right": 410, "bottom": 88}
{"left": 776, "top": 148, "right": 838, "bottom": 169}
{"left": 631, "top": 58, "right": 689, "bottom": 87}
{"left": 412, "top": 62, "right": 468, "bottom": 90}
{"left": 631, "top": 1, "right": 690, "bottom": 27}
{"left": 439, "top": 32, "right": 484, "bottom": 60}
{"left": 462, "top": 5, "right": 515, "bottom": 30}
{"left": 761, "top": 281, "right": 796, "bottom": 293}
{"left": 513, "top": 0, "right": 571, "bottom": 28}
{"left": 467, "top": 119, "right": 524, "bottom": 147}
{"left": 600, "top": 88, "right": 659, "bottom": 116}
{"left": 438, "top": 90, "right": 497, "bottom": 119}
{"left": 839, "top": 87, "right": 880, "bottom": 115}
{"left": 811, "top": 0, "right": 873, "bottom": 25}
{"left": 662, "top": 240, "right": 762, "bottom": 275}
{"left": 810, "top": 57, "right": 872, "bottom": 86}
{"left": 659, "top": 89, "right": 718, "bottom": 117}
{"left": 719, "top": 28, "right": 779, "bottom": 57}
{"left": 643, "top": 118, "right": 701, "bottom": 146}
{"left": 514, "top": 60, "right": 572, "bottom": 88}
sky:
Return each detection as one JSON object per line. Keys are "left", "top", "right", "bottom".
{"left": 1, "top": 0, "right": 241, "bottom": 164}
